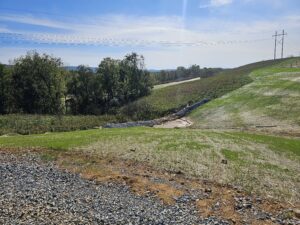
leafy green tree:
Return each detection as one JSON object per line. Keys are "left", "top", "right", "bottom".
{"left": 188, "top": 65, "right": 201, "bottom": 77}
{"left": 2, "top": 52, "right": 153, "bottom": 115}
{"left": 97, "top": 58, "right": 121, "bottom": 109}
{"left": 0, "top": 64, "right": 5, "bottom": 113}
{"left": 11, "top": 51, "right": 65, "bottom": 114}
{"left": 67, "top": 65, "right": 103, "bottom": 114}
{"left": 0, "top": 64, "right": 10, "bottom": 113}
{"left": 120, "top": 53, "right": 152, "bottom": 101}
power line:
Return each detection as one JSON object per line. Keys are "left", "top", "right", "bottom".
{"left": 0, "top": 32, "right": 271, "bottom": 47}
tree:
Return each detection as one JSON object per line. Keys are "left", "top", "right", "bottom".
{"left": 3, "top": 51, "right": 153, "bottom": 115}
{"left": 188, "top": 65, "right": 201, "bottom": 77}
{"left": 0, "top": 64, "right": 10, "bottom": 113}
{"left": 120, "top": 53, "right": 152, "bottom": 101}
{"left": 176, "top": 66, "right": 186, "bottom": 79}
{"left": 11, "top": 51, "right": 65, "bottom": 114}
{"left": 97, "top": 53, "right": 152, "bottom": 109}
{"left": 97, "top": 58, "right": 120, "bottom": 109}
{"left": 67, "top": 65, "right": 104, "bottom": 114}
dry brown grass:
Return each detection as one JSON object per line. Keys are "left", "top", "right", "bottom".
{"left": 54, "top": 151, "right": 184, "bottom": 204}
{"left": 76, "top": 129, "right": 299, "bottom": 204}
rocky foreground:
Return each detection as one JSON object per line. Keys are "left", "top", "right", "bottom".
{"left": 0, "top": 152, "right": 299, "bottom": 225}
{"left": 0, "top": 153, "right": 229, "bottom": 225}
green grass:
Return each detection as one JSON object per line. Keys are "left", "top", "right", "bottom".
{"left": 122, "top": 58, "right": 290, "bottom": 120}
{"left": 0, "top": 114, "right": 117, "bottom": 135}
{"left": 221, "top": 149, "right": 244, "bottom": 162}
{"left": 1, "top": 127, "right": 299, "bottom": 203}
{"left": 190, "top": 57, "right": 300, "bottom": 131}
{"left": 230, "top": 132, "right": 300, "bottom": 157}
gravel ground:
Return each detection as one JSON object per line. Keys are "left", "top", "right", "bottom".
{"left": 0, "top": 153, "right": 230, "bottom": 225}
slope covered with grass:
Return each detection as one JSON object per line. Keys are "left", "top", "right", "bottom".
{"left": 0, "top": 127, "right": 299, "bottom": 203}
{"left": 190, "top": 57, "right": 300, "bottom": 134}
{"left": 122, "top": 58, "right": 290, "bottom": 120}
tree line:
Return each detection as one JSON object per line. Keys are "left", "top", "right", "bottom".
{"left": 150, "top": 65, "right": 223, "bottom": 84}
{"left": 0, "top": 51, "right": 152, "bottom": 115}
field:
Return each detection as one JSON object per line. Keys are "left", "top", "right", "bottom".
{"left": 122, "top": 58, "right": 290, "bottom": 120}
{"left": 190, "top": 58, "right": 300, "bottom": 135}
{"left": 1, "top": 127, "right": 299, "bottom": 204}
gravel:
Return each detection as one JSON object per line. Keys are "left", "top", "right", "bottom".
{"left": 0, "top": 153, "right": 229, "bottom": 225}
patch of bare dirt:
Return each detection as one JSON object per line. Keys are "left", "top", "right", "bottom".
{"left": 154, "top": 117, "right": 193, "bottom": 128}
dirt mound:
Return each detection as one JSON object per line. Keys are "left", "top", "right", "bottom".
{"left": 154, "top": 117, "right": 193, "bottom": 128}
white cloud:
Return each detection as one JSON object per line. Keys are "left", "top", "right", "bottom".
{"left": 0, "top": 14, "right": 70, "bottom": 30}
{"left": 210, "top": 0, "right": 233, "bottom": 7}
{"left": 199, "top": 0, "right": 233, "bottom": 8}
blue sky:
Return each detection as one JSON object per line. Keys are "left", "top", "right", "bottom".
{"left": 0, "top": 0, "right": 299, "bottom": 68}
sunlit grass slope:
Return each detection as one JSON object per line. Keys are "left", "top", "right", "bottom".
{"left": 190, "top": 58, "right": 300, "bottom": 133}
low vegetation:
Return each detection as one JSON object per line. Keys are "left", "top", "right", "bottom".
{"left": 0, "top": 114, "right": 116, "bottom": 135}
{"left": 1, "top": 127, "right": 299, "bottom": 203}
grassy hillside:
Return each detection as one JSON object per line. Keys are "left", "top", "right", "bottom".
{"left": 122, "top": 58, "right": 290, "bottom": 120}
{"left": 190, "top": 57, "right": 300, "bottom": 134}
{"left": 1, "top": 127, "right": 299, "bottom": 203}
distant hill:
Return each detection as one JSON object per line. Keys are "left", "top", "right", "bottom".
{"left": 63, "top": 67, "right": 174, "bottom": 73}
{"left": 148, "top": 69, "right": 175, "bottom": 72}
{"left": 63, "top": 66, "right": 97, "bottom": 72}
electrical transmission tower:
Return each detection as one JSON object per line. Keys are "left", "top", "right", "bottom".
{"left": 273, "top": 30, "right": 287, "bottom": 60}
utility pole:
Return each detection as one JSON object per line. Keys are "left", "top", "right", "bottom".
{"left": 273, "top": 31, "right": 277, "bottom": 60}
{"left": 281, "top": 29, "right": 287, "bottom": 59}
{"left": 272, "top": 30, "right": 287, "bottom": 60}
